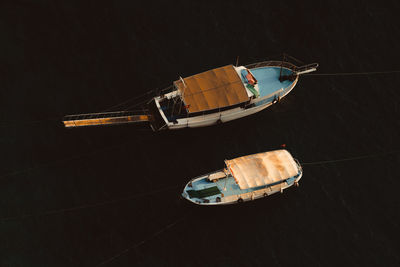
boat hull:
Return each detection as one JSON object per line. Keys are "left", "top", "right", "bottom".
{"left": 155, "top": 74, "right": 298, "bottom": 130}
{"left": 182, "top": 168, "right": 302, "bottom": 206}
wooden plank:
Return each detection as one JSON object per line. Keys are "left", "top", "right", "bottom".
{"left": 207, "top": 69, "right": 231, "bottom": 108}
{"left": 212, "top": 67, "right": 240, "bottom": 106}
{"left": 194, "top": 74, "right": 221, "bottom": 110}
{"left": 221, "top": 65, "right": 248, "bottom": 103}
{"left": 184, "top": 76, "right": 210, "bottom": 112}
{"left": 174, "top": 80, "right": 200, "bottom": 112}
{"left": 63, "top": 115, "right": 150, "bottom": 127}
{"left": 175, "top": 65, "right": 249, "bottom": 113}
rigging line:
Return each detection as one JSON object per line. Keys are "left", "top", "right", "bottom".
{"left": 301, "top": 149, "right": 400, "bottom": 166}
{"left": 122, "top": 98, "right": 154, "bottom": 112}
{"left": 303, "top": 70, "right": 400, "bottom": 76}
{"left": 0, "top": 117, "right": 61, "bottom": 128}
{"left": 101, "top": 83, "right": 172, "bottom": 113}
{"left": 0, "top": 185, "right": 181, "bottom": 223}
{"left": 101, "top": 89, "right": 156, "bottom": 112}
{"left": 0, "top": 139, "right": 136, "bottom": 180}
{"left": 97, "top": 213, "right": 189, "bottom": 266}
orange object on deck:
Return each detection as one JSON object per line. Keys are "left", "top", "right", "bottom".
{"left": 246, "top": 69, "right": 257, "bottom": 85}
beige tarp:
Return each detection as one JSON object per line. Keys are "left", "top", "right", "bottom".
{"left": 174, "top": 65, "right": 249, "bottom": 113}
{"left": 225, "top": 150, "right": 299, "bottom": 190}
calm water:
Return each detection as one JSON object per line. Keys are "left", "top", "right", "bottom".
{"left": 1, "top": 1, "right": 400, "bottom": 266}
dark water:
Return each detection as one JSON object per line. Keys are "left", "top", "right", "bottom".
{"left": 1, "top": 1, "right": 400, "bottom": 266}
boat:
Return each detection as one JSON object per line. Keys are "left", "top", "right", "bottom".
{"left": 62, "top": 56, "right": 318, "bottom": 131}
{"left": 181, "top": 149, "right": 302, "bottom": 205}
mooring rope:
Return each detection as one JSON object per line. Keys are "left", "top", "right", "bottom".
{"left": 0, "top": 137, "right": 142, "bottom": 180}
{"left": 0, "top": 117, "right": 61, "bottom": 127}
{"left": 304, "top": 70, "right": 400, "bottom": 76}
{"left": 96, "top": 213, "right": 188, "bottom": 266}
{"left": 301, "top": 149, "right": 399, "bottom": 166}
{"left": 0, "top": 184, "right": 181, "bottom": 223}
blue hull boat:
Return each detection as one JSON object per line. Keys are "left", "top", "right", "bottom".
{"left": 182, "top": 149, "right": 303, "bottom": 205}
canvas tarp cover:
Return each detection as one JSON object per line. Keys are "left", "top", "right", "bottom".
{"left": 174, "top": 65, "right": 249, "bottom": 113}
{"left": 225, "top": 150, "right": 299, "bottom": 190}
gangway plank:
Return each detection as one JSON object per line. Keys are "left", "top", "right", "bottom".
{"left": 63, "top": 111, "right": 152, "bottom": 128}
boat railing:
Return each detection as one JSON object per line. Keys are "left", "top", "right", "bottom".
{"left": 245, "top": 60, "right": 318, "bottom": 75}
{"left": 245, "top": 60, "right": 298, "bottom": 71}
{"left": 189, "top": 169, "right": 226, "bottom": 182}
{"left": 159, "top": 85, "right": 175, "bottom": 95}
{"left": 63, "top": 110, "right": 148, "bottom": 121}
{"left": 295, "top": 63, "right": 319, "bottom": 75}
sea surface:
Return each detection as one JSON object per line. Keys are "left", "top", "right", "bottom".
{"left": 1, "top": 1, "right": 399, "bottom": 266}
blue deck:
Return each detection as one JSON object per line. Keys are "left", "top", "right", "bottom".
{"left": 192, "top": 175, "right": 252, "bottom": 197}
{"left": 241, "top": 67, "right": 295, "bottom": 98}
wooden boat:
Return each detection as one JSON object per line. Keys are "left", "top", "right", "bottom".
{"left": 181, "top": 149, "right": 302, "bottom": 205}
{"left": 63, "top": 56, "right": 318, "bottom": 131}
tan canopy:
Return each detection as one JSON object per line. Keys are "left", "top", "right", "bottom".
{"left": 225, "top": 150, "right": 300, "bottom": 190}
{"left": 174, "top": 65, "right": 249, "bottom": 113}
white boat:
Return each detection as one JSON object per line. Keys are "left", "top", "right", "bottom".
{"left": 62, "top": 56, "right": 318, "bottom": 131}
{"left": 181, "top": 149, "right": 302, "bottom": 205}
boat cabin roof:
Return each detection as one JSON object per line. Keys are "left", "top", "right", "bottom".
{"left": 174, "top": 65, "right": 249, "bottom": 113}
{"left": 225, "top": 149, "right": 299, "bottom": 190}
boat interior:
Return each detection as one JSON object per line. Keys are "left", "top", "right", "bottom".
{"left": 158, "top": 97, "right": 188, "bottom": 123}
{"left": 239, "top": 67, "right": 296, "bottom": 98}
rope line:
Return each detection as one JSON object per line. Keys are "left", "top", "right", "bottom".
{"left": 97, "top": 213, "right": 188, "bottom": 266}
{"left": 101, "top": 89, "right": 157, "bottom": 112}
{"left": 304, "top": 70, "right": 400, "bottom": 76}
{"left": 0, "top": 185, "right": 181, "bottom": 223}
{"left": 301, "top": 149, "right": 400, "bottom": 166}
{"left": 0, "top": 117, "right": 61, "bottom": 128}
{"left": 0, "top": 139, "right": 138, "bottom": 180}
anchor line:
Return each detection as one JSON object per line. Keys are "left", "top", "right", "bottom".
{"left": 0, "top": 137, "right": 143, "bottom": 180}
{"left": 303, "top": 70, "right": 400, "bottom": 76}
{"left": 0, "top": 184, "right": 181, "bottom": 223}
{"left": 301, "top": 149, "right": 400, "bottom": 166}
{"left": 96, "top": 213, "right": 189, "bottom": 266}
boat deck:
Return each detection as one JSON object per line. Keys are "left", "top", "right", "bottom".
{"left": 191, "top": 175, "right": 252, "bottom": 197}
{"left": 185, "top": 171, "right": 301, "bottom": 204}
{"left": 241, "top": 67, "right": 295, "bottom": 98}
